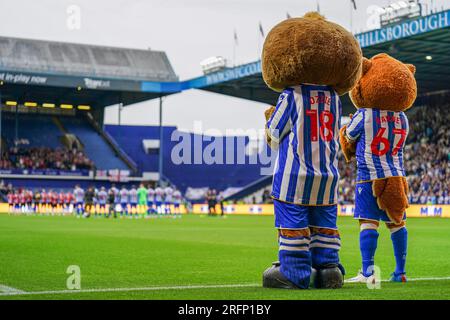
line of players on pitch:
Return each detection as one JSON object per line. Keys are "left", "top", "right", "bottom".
{"left": 7, "top": 183, "right": 183, "bottom": 218}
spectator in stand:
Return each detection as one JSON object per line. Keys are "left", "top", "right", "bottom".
{"left": 0, "top": 146, "right": 94, "bottom": 171}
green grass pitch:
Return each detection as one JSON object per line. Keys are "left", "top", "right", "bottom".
{"left": 0, "top": 213, "right": 449, "bottom": 300}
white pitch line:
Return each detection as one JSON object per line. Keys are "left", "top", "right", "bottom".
{"left": 345, "top": 276, "right": 450, "bottom": 283}
{"left": 0, "top": 284, "right": 27, "bottom": 295}
{"left": 396, "top": 276, "right": 450, "bottom": 282}
{"left": 0, "top": 283, "right": 259, "bottom": 297}
{"left": 1, "top": 276, "right": 450, "bottom": 297}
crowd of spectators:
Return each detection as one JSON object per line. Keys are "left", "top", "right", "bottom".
{"left": 338, "top": 104, "right": 450, "bottom": 205}
{"left": 0, "top": 145, "right": 94, "bottom": 171}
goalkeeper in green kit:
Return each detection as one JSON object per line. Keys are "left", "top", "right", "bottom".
{"left": 137, "top": 184, "right": 148, "bottom": 217}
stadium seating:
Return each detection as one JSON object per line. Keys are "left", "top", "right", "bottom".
{"left": 1, "top": 113, "right": 129, "bottom": 171}
{"left": 1, "top": 113, "right": 61, "bottom": 148}
{"left": 0, "top": 36, "right": 178, "bottom": 82}
{"left": 104, "top": 124, "right": 169, "bottom": 173}
{"left": 60, "top": 117, "right": 129, "bottom": 170}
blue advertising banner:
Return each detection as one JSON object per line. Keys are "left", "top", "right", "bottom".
{"left": 141, "top": 61, "right": 262, "bottom": 93}
{"left": 0, "top": 169, "right": 89, "bottom": 176}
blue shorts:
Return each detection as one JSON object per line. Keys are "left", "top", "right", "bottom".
{"left": 121, "top": 202, "right": 128, "bottom": 209}
{"left": 99, "top": 203, "right": 106, "bottom": 208}
{"left": 130, "top": 202, "right": 137, "bottom": 208}
{"left": 155, "top": 201, "right": 162, "bottom": 207}
{"left": 147, "top": 201, "right": 153, "bottom": 207}
{"left": 174, "top": 203, "right": 180, "bottom": 208}
{"left": 354, "top": 181, "right": 406, "bottom": 222}
{"left": 274, "top": 200, "right": 337, "bottom": 229}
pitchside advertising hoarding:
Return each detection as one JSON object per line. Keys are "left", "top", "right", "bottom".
{"left": 191, "top": 204, "right": 449, "bottom": 218}
{"left": 0, "top": 203, "right": 448, "bottom": 217}
{"left": 0, "top": 168, "right": 90, "bottom": 176}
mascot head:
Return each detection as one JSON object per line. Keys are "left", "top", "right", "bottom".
{"left": 261, "top": 12, "right": 362, "bottom": 95}
{"left": 349, "top": 53, "right": 417, "bottom": 112}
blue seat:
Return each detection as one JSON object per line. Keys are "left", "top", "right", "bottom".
{"left": 59, "top": 117, "right": 129, "bottom": 170}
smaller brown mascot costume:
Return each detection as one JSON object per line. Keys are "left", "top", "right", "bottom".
{"left": 262, "top": 12, "right": 362, "bottom": 289}
{"left": 340, "top": 53, "right": 417, "bottom": 282}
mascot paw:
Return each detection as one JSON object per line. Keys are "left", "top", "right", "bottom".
{"left": 264, "top": 106, "right": 276, "bottom": 122}
{"left": 339, "top": 125, "right": 356, "bottom": 162}
{"left": 372, "top": 177, "right": 409, "bottom": 224}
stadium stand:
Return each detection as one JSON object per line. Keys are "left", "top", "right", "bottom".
{"left": 105, "top": 124, "right": 266, "bottom": 192}
{"left": 0, "top": 35, "right": 178, "bottom": 185}
{"left": 104, "top": 124, "right": 173, "bottom": 173}
{"left": 60, "top": 116, "right": 128, "bottom": 170}
{"left": 1, "top": 112, "right": 61, "bottom": 148}
{"left": 406, "top": 104, "right": 450, "bottom": 204}
{"left": 0, "top": 36, "right": 177, "bottom": 82}
{"left": 0, "top": 111, "right": 129, "bottom": 171}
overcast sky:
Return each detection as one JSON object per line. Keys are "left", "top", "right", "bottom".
{"left": 0, "top": 0, "right": 448, "bottom": 134}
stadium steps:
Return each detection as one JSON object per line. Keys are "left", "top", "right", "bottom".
{"left": 52, "top": 116, "right": 67, "bottom": 134}
{"left": 224, "top": 175, "right": 272, "bottom": 201}
{"left": 60, "top": 115, "right": 131, "bottom": 171}
{"left": 52, "top": 117, "right": 83, "bottom": 150}
{"left": 85, "top": 113, "right": 138, "bottom": 173}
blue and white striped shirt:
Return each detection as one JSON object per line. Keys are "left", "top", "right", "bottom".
{"left": 267, "top": 85, "right": 341, "bottom": 205}
{"left": 346, "top": 108, "right": 409, "bottom": 182}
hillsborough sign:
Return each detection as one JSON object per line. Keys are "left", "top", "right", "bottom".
{"left": 356, "top": 10, "right": 450, "bottom": 48}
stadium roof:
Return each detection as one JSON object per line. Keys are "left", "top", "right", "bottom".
{"left": 0, "top": 36, "right": 179, "bottom": 108}
{"left": 1, "top": 10, "right": 449, "bottom": 112}
{"left": 181, "top": 9, "right": 450, "bottom": 114}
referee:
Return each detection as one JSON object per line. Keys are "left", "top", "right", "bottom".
{"left": 108, "top": 187, "right": 116, "bottom": 218}
{"left": 84, "top": 187, "right": 95, "bottom": 217}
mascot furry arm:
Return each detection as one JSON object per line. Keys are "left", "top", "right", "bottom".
{"left": 264, "top": 106, "right": 276, "bottom": 146}
{"left": 339, "top": 118, "right": 356, "bottom": 163}
{"left": 339, "top": 58, "right": 373, "bottom": 163}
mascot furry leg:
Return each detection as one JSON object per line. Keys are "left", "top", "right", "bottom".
{"left": 262, "top": 201, "right": 345, "bottom": 289}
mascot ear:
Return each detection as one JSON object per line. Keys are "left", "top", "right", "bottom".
{"left": 405, "top": 64, "right": 416, "bottom": 74}
{"left": 362, "top": 57, "right": 372, "bottom": 76}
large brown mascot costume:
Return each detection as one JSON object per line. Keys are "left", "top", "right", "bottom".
{"left": 340, "top": 53, "right": 417, "bottom": 283}
{"left": 262, "top": 12, "right": 362, "bottom": 289}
